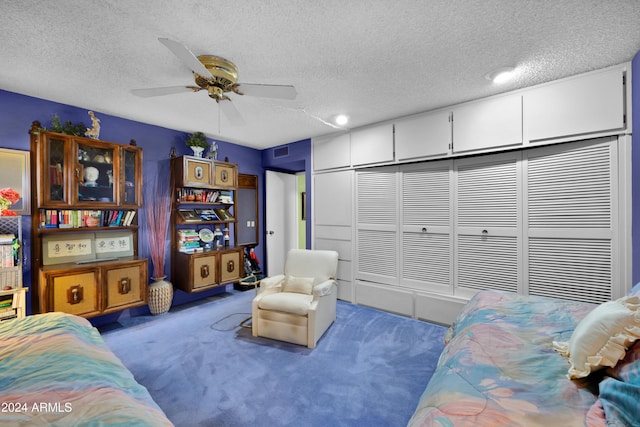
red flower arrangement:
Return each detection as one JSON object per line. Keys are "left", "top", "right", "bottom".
{"left": 0, "top": 188, "right": 20, "bottom": 216}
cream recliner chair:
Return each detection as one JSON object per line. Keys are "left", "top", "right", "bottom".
{"left": 252, "top": 249, "right": 339, "bottom": 348}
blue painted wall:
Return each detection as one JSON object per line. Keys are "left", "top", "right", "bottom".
{"left": 0, "top": 89, "right": 271, "bottom": 324}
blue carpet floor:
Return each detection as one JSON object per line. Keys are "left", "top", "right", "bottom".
{"left": 100, "top": 290, "right": 446, "bottom": 427}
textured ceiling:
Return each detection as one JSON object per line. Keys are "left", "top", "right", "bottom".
{"left": 1, "top": 1, "right": 640, "bottom": 149}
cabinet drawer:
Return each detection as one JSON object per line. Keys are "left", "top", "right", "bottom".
{"left": 176, "top": 156, "right": 214, "bottom": 187}
{"left": 50, "top": 271, "right": 100, "bottom": 317}
{"left": 214, "top": 162, "right": 237, "bottom": 189}
{"left": 104, "top": 264, "right": 146, "bottom": 311}
{"left": 193, "top": 254, "right": 217, "bottom": 289}
{"left": 220, "top": 251, "right": 241, "bottom": 283}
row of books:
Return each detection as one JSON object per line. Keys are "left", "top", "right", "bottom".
{"left": 39, "top": 209, "right": 137, "bottom": 229}
{"left": 0, "top": 297, "right": 16, "bottom": 319}
{"left": 177, "top": 229, "right": 203, "bottom": 254}
{"left": 176, "top": 188, "right": 220, "bottom": 203}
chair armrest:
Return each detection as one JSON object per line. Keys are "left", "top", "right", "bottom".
{"left": 257, "top": 274, "right": 285, "bottom": 295}
{"left": 313, "top": 279, "right": 336, "bottom": 297}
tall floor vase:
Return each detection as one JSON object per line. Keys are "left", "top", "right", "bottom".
{"left": 148, "top": 276, "right": 173, "bottom": 315}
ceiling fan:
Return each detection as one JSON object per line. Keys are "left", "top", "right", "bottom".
{"left": 132, "top": 38, "right": 297, "bottom": 125}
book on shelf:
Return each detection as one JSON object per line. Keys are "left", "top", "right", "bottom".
{"left": 217, "top": 191, "right": 233, "bottom": 204}
{"left": 214, "top": 208, "right": 234, "bottom": 221}
{"left": 179, "top": 247, "right": 204, "bottom": 254}
{"left": 195, "top": 209, "right": 219, "bottom": 221}
{"left": 178, "top": 210, "right": 200, "bottom": 222}
{"left": 0, "top": 308, "right": 16, "bottom": 320}
{"left": 1, "top": 245, "right": 13, "bottom": 268}
{"left": 177, "top": 229, "right": 199, "bottom": 241}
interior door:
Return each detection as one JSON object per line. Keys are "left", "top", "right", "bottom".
{"left": 266, "top": 170, "right": 298, "bottom": 276}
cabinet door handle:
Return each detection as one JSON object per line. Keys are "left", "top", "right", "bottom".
{"left": 201, "top": 264, "right": 210, "bottom": 278}
{"left": 482, "top": 229, "right": 488, "bottom": 235}
{"left": 227, "top": 260, "right": 235, "bottom": 273}
{"left": 421, "top": 227, "right": 427, "bottom": 233}
{"left": 119, "top": 277, "right": 131, "bottom": 294}
{"left": 67, "top": 285, "right": 84, "bottom": 305}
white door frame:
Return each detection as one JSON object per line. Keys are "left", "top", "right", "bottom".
{"left": 265, "top": 170, "right": 298, "bottom": 276}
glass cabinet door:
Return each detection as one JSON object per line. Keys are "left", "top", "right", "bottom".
{"left": 121, "top": 147, "right": 142, "bottom": 207}
{"left": 42, "top": 134, "right": 68, "bottom": 205}
{"left": 75, "top": 141, "right": 117, "bottom": 204}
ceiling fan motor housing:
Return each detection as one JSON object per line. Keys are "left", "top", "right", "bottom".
{"left": 195, "top": 55, "right": 240, "bottom": 101}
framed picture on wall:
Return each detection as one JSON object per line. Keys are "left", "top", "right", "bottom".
{"left": 0, "top": 148, "right": 30, "bottom": 215}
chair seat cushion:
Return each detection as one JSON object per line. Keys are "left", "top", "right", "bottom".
{"left": 258, "top": 292, "right": 313, "bottom": 316}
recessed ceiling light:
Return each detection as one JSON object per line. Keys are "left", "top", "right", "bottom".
{"left": 334, "top": 114, "right": 349, "bottom": 126}
{"left": 485, "top": 66, "right": 516, "bottom": 84}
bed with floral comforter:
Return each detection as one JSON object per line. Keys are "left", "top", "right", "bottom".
{"left": 408, "top": 289, "right": 640, "bottom": 427}
{"left": 0, "top": 312, "right": 173, "bottom": 426}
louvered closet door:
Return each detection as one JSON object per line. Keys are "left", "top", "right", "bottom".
{"left": 524, "top": 137, "right": 616, "bottom": 304}
{"left": 454, "top": 152, "right": 521, "bottom": 296}
{"left": 356, "top": 167, "right": 398, "bottom": 285}
{"left": 400, "top": 161, "right": 453, "bottom": 293}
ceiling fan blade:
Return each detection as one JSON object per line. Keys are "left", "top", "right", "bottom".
{"left": 237, "top": 83, "right": 297, "bottom": 100}
{"left": 158, "top": 38, "right": 213, "bottom": 78}
{"left": 131, "top": 86, "right": 199, "bottom": 97}
{"left": 219, "top": 100, "right": 245, "bottom": 126}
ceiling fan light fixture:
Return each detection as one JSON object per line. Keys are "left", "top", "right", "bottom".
{"left": 485, "top": 66, "right": 516, "bottom": 84}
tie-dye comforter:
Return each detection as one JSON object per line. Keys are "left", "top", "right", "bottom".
{"left": 408, "top": 290, "right": 606, "bottom": 427}
{"left": 0, "top": 312, "right": 173, "bottom": 426}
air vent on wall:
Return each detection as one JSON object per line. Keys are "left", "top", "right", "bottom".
{"left": 273, "top": 146, "right": 289, "bottom": 158}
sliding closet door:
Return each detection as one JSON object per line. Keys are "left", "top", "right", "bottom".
{"left": 524, "top": 137, "right": 617, "bottom": 304}
{"left": 355, "top": 167, "right": 398, "bottom": 285}
{"left": 400, "top": 160, "right": 453, "bottom": 293}
{"left": 454, "top": 152, "right": 522, "bottom": 297}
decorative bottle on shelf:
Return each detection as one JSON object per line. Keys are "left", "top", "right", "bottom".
{"left": 223, "top": 227, "right": 230, "bottom": 248}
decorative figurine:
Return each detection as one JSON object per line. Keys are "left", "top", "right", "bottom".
{"left": 85, "top": 111, "right": 101, "bottom": 139}
{"left": 206, "top": 141, "right": 219, "bottom": 160}
{"left": 84, "top": 166, "right": 99, "bottom": 187}
{"left": 213, "top": 226, "right": 223, "bottom": 249}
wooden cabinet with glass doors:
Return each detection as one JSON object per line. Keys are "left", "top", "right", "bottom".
{"left": 29, "top": 121, "right": 147, "bottom": 317}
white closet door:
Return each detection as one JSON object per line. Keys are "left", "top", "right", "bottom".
{"left": 355, "top": 167, "right": 398, "bottom": 284}
{"left": 454, "top": 152, "right": 521, "bottom": 295}
{"left": 524, "top": 137, "right": 616, "bottom": 304}
{"left": 400, "top": 160, "right": 453, "bottom": 292}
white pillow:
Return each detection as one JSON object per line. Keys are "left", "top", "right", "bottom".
{"left": 283, "top": 275, "right": 315, "bottom": 295}
{"left": 553, "top": 295, "right": 640, "bottom": 379}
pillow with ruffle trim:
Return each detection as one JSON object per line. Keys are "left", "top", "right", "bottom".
{"left": 553, "top": 295, "right": 640, "bottom": 379}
